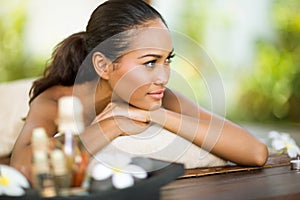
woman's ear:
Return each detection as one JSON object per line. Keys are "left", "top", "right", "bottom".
{"left": 92, "top": 52, "right": 111, "bottom": 80}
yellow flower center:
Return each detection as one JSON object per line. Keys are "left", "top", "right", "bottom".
{"left": 286, "top": 144, "right": 292, "bottom": 149}
{"left": 112, "top": 167, "right": 121, "bottom": 174}
{"left": 0, "top": 176, "right": 9, "bottom": 186}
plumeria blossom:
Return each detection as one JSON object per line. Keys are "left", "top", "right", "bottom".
{"left": 0, "top": 165, "right": 30, "bottom": 196}
{"left": 268, "top": 131, "right": 300, "bottom": 158}
{"left": 91, "top": 153, "right": 147, "bottom": 189}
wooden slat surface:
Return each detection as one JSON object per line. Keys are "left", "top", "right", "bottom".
{"left": 181, "top": 153, "right": 291, "bottom": 178}
{"left": 160, "top": 154, "right": 300, "bottom": 199}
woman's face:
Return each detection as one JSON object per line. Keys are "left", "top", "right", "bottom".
{"left": 107, "top": 19, "right": 173, "bottom": 110}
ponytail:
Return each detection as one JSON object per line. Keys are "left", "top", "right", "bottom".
{"left": 29, "top": 31, "right": 94, "bottom": 103}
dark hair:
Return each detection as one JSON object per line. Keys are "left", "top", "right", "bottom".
{"left": 29, "top": 0, "right": 167, "bottom": 103}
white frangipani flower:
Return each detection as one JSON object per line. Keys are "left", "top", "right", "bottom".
{"left": 268, "top": 131, "right": 300, "bottom": 158}
{"left": 91, "top": 153, "right": 147, "bottom": 189}
{"left": 0, "top": 165, "right": 30, "bottom": 196}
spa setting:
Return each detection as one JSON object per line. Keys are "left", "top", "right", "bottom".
{"left": 0, "top": 0, "right": 299, "bottom": 199}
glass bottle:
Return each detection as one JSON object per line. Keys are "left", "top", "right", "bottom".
{"left": 31, "top": 127, "right": 57, "bottom": 197}
{"left": 32, "top": 151, "right": 57, "bottom": 198}
{"left": 50, "top": 149, "right": 71, "bottom": 196}
{"left": 57, "top": 96, "right": 88, "bottom": 188}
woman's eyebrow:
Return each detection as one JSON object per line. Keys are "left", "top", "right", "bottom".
{"left": 138, "top": 48, "right": 174, "bottom": 59}
{"left": 138, "top": 54, "right": 162, "bottom": 59}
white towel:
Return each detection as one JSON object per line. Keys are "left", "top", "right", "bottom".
{"left": 96, "top": 124, "right": 227, "bottom": 169}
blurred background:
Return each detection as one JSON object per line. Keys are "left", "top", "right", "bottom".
{"left": 0, "top": 0, "right": 299, "bottom": 131}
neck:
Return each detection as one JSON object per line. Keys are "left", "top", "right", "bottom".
{"left": 72, "top": 79, "right": 112, "bottom": 125}
{"left": 94, "top": 80, "right": 113, "bottom": 114}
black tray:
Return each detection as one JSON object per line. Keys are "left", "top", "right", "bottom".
{"left": 1, "top": 158, "right": 184, "bottom": 200}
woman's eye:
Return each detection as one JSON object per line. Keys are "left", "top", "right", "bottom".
{"left": 165, "top": 58, "right": 172, "bottom": 64}
{"left": 144, "top": 60, "right": 156, "bottom": 68}
{"left": 165, "top": 54, "right": 175, "bottom": 64}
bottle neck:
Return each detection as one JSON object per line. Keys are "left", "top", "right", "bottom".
{"left": 58, "top": 120, "right": 83, "bottom": 135}
{"left": 64, "top": 132, "right": 75, "bottom": 156}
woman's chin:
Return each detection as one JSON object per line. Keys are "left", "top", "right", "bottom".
{"left": 130, "top": 100, "right": 162, "bottom": 111}
{"left": 148, "top": 102, "right": 162, "bottom": 111}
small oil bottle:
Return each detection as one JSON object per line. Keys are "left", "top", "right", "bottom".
{"left": 31, "top": 127, "right": 57, "bottom": 197}
{"left": 31, "top": 127, "right": 49, "bottom": 153}
{"left": 32, "top": 151, "right": 57, "bottom": 198}
{"left": 57, "top": 96, "right": 88, "bottom": 188}
{"left": 51, "top": 149, "right": 71, "bottom": 196}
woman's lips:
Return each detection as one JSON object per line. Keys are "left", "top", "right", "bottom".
{"left": 147, "top": 88, "right": 166, "bottom": 99}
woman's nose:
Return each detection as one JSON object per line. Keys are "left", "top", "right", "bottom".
{"left": 153, "top": 65, "right": 170, "bottom": 86}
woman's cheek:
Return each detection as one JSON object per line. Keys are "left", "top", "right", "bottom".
{"left": 110, "top": 67, "right": 151, "bottom": 102}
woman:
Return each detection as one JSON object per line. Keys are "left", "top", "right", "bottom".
{"left": 10, "top": 0, "right": 268, "bottom": 182}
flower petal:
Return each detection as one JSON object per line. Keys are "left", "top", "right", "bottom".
{"left": 271, "top": 139, "right": 286, "bottom": 150}
{"left": 281, "top": 133, "right": 292, "bottom": 142}
{"left": 3, "top": 185, "right": 25, "bottom": 196}
{"left": 124, "top": 165, "right": 147, "bottom": 179}
{"left": 286, "top": 137, "right": 297, "bottom": 146}
{"left": 0, "top": 186, "right": 3, "bottom": 195}
{"left": 288, "top": 144, "right": 300, "bottom": 157}
{"left": 287, "top": 148, "right": 299, "bottom": 158}
{"left": 92, "top": 164, "right": 113, "bottom": 181}
{"left": 112, "top": 173, "right": 134, "bottom": 189}
{"left": 0, "top": 165, "right": 30, "bottom": 189}
{"left": 268, "top": 131, "right": 280, "bottom": 139}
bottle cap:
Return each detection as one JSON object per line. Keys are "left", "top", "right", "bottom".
{"left": 32, "top": 127, "right": 47, "bottom": 139}
{"left": 57, "top": 96, "right": 84, "bottom": 133}
{"left": 31, "top": 127, "right": 49, "bottom": 152}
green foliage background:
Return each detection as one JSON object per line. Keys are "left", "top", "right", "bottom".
{"left": 234, "top": 0, "right": 300, "bottom": 123}
{"left": 0, "top": 1, "right": 44, "bottom": 83}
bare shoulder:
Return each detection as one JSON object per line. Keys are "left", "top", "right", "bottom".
{"left": 25, "top": 85, "right": 73, "bottom": 135}
{"left": 30, "top": 85, "right": 72, "bottom": 111}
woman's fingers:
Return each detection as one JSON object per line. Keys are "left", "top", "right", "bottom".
{"left": 114, "top": 117, "right": 150, "bottom": 135}
{"left": 93, "top": 102, "right": 150, "bottom": 124}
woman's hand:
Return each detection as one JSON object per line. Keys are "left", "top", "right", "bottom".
{"left": 93, "top": 102, "right": 150, "bottom": 123}
{"left": 92, "top": 102, "right": 151, "bottom": 136}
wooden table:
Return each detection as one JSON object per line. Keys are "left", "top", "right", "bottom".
{"left": 160, "top": 157, "right": 300, "bottom": 199}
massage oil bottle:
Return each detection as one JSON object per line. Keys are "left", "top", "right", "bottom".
{"left": 57, "top": 96, "right": 89, "bottom": 188}
{"left": 50, "top": 149, "right": 71, "bottom": 196}
{"left": 31, "top": 127, "right": 57, "bottom": 198}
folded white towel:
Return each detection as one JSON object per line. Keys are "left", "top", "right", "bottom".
{"left": 97, "top": 124, "right": 227, "bottom": 169}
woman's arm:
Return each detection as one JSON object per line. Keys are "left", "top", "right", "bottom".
{"left": 157, "top": 88, "right": 268, "bottom": 166}
{"left": 92, "top": 89, "right": 268, "bottom": 166}
{"left": 89, "top": 88, "right": 268, "bottom": 166}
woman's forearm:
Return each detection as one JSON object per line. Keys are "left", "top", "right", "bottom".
{"left": 80, "top": 118, "right": 122, "bottom": 156}
{"left": 151, "top": 108, "right": 268, "bottom": 166}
